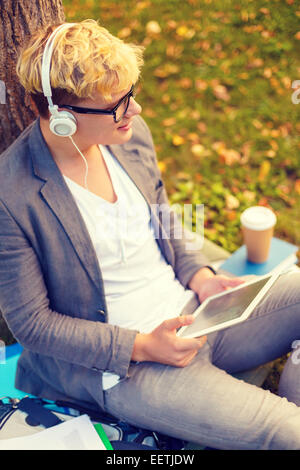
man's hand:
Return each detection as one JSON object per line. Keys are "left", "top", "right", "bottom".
{"left": 195, "top": 274, "right": 246, "bottom": 302}
{"left": 188, "top": 267, "right": 246, "bottom": 303}
{"left": 131, "top": 315, "right": 207, "bottom": 367}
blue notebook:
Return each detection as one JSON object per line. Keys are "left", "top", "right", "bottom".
{"left": 219, "top": 237, "right": 298, "bottom": 276}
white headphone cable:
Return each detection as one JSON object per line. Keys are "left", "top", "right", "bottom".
{"left": 68, "top": 135, "right": 89, "bottom": 190}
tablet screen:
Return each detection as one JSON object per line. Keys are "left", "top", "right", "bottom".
{"left": 179, "top": 275, "right": 273, "bottom": 338}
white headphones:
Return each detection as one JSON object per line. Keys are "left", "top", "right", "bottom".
{"left": 41, "top": 23, "right": 77, "bottom": 137}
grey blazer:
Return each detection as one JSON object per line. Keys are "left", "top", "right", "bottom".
{"left": 0, "top": 115, "right": 209, "bottom": 411}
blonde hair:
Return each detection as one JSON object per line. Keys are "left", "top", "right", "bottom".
{"left": 16, "top": 19, "right": 144, "bottom": 117}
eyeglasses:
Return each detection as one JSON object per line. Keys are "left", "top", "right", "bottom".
{"left": 59, "top": 85, "right": 136, "bottom": 123}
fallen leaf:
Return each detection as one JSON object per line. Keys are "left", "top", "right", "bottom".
{"left": 226, "top": 194, "right": 240, "bottom": 210}
{"left": 226, "top": 210, "right": 237, "bottom": 221}
{"left": 195, "top": 173, "right": 203, "bottom": 182}
{"left": 197, "top": 122, "right": 207, "bottom": 133}
{"left": 178, "top": 77, "right": 193, "bottom": 89}
{"left": 166, "top": 43, "right": 184, "bottom": 58}
{"left": 270, "top": 140, "right": 279, "bottom": 150}
{"left": 212, "top": 141, "right": 226, "bottom": 153}
{"left": 266, "top": 149, "right": 276, "bottom": 158}
{"left": 161, "top": 94, "right": 170, "bottom": 104}
{"left": 191, "top": 144, "right": 205, "bottom": 157}
{"left": 144, "top": 108, "right": 157, "bottom": 118}
{"left": 263, "top": 68, "right": 272, "bottom": 78}
{"left": 176, "top": 25, "right": 195, "bottom": 38}
{"left": 157, "top": 161, "right": 167, "bottom": 173}
{"left": 295, "top": 180, "right": 300, "bottom": 195}
{"left": 162, "top": 117, "right": 176, "bottom": 127}
{"left": 172, "top": 135, "right": 185, "bottom": 146}
{"left": 187, "top": 132, "right": 199, "bottom": 142}
{"left": 154, "top": 64, "right": 180, "bottom": 78}
{"left": 176, "top": 171, "right": 190, "bottom": 179}
{"left": 219, "top": 149, "right": 241, "bottom": 165}
{"left": 213, "top": 84, "right": 230, "bottom": 101}
{"left": 195, "top": 79, "right": 208, "bottom": 90}
{"left": 252, "top": 119, "right": 263, "bottom": 129}
{"left": 243, "top": 190, "right": 256, "bottom": 202}
{"left": 146, "top": 21, "right": 161, "bottom": 35}
{"left": 258, "top": 161, "right": 271, "bottom": 181}
{"left": 118, "top": 27, "right": 132, "bottom": 38}
{"left": 247, "top": 58, "right": 264, "bottom": 68}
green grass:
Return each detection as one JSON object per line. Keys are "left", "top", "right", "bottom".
{"left": 63, "top": 0, "right": 300, "bottom": 254}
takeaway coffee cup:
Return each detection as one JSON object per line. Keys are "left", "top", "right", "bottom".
{"left": 240, "top": 206, "right": 277, "bottom": 263}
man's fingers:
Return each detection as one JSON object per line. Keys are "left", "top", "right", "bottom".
{"left": 220, "top": 277, "right": 245, "bottom": 288}
{"left": 177, "top": 335, "right": 207, "bottom": 352}
{"left": 162, "top": 315, "right": 194, "bottom": 331}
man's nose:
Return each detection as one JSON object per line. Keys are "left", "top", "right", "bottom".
{"left": 126, "top": 97, "right": 142, "bottom": 117}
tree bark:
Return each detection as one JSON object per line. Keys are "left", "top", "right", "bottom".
{"left": 0, "top": 0, "right": 65, "bottom": 344}
{"left": 0, "top": 0, "right": 65, "bottom": 154}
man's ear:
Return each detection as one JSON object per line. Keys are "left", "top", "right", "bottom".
{"left": 29, "top": 95, "right": 38, "bottom": 115}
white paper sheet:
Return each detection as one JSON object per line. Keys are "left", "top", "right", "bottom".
{"left": 0, "top": 414, "right": 106, "bottom": 450}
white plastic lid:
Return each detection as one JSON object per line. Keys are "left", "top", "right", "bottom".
{"left": 240, "top": 206, "right": 277, "bottom": 231}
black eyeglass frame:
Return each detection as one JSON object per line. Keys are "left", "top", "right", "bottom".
{"left": 59, "top": 85, "right": 135, "bottom": 123}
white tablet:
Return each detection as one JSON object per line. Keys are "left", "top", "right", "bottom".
{"left": 177, "top": 273, "right": 280, "bottom": 339}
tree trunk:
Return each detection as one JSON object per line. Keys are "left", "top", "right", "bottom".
{"left": 0, "top": 0, "right": 65, "bottom": 344}
{"left": 0, "top": 0, "right": 65, "bottom": 154}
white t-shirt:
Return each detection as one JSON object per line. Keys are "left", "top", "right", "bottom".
{"left": 63, "top": 145, "right": 194, "bottom": 389}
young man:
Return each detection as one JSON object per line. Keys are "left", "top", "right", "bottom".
{"left": 1, "top": 20, "right": 300, "bottom": 449}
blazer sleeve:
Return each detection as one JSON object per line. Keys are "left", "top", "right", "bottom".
{"left": 137, "top": 117, "right": 213, "bottom": 287}
{"left": 0, "top": 199, "right": 137, "bottom": 379}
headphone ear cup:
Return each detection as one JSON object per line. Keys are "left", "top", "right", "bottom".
{"left": 49, "top": 110, "right": 77, "bottom": 137}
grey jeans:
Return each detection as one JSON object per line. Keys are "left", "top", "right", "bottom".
{"left": 103, "top": 271, "right": 300, "bottom": 450}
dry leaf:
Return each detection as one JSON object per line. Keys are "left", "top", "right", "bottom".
{"left": 243, "top": 190, "right": 256, "bottom": 202}
{"left": 178, "top": 77, "right": 193, "bottom": 89}
{"left": 258, "top": 161, "right": 271, "bottom": 181}
{"left": 219, "top": 149, "right": 241, "bottom": 165}
{"left": 172, "top": 135, "right": 185, "bottom": 146}
{"left": 144, "top": 108, "right": 157, "bottom": 118}
{"left": 187, "top": 132, "right": 199, "bottom": 142}
{"left": 195, "top": 79, "right": 208, "bottom": 91}
{"left": 260, "top": 7, "right": 270, "bottom": 14}
{"left": 263, "top": 68, "right": 272, "bottom": 78}
{"left": 176, "top": 25, "right": 195, "bottom": 38}
{"left": 157, "top": 161, "right": 167, "bottom": 173}
{"left": 191, "top": 144, "right": 205, "bottom": 157}
{"left": 146, "top": 21, "right": 161, "bottom": 35}
{"left": 154, "top": 64, "right": 179, "bottom": 78}
{"left": 266, "top": 149, "right": 276, "bottom": 158}
{"left": 252, "top": 119, "right": 263, "bottom": 129}
{"left": 295, "top": 179, "right": 300, "bottom": 195}
{"left": 162, "top": 117, "right": 176, "bottom": 127}
{"left": 213, "top": 85, "right": 230, "bottom": 101}
{"left": 226, "top": 210, "right": 237, "bottom": 221}
{"left": 226, "top": 194, "right": 240, "bottom": 210}
{"left": 118, "top": 27, "right": 132, "bottom": 38}
{"left": 247, "top": 58, "right": 264, "bottom": 68}
{"left": 197, "top": 122, "right": 207, "bottom": 133}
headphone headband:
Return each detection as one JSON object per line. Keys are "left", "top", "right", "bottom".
{"left": 41, "top": 23, "right": 75, "bottom": 103}
{"left": 41, "top": 23, "right": 77, "bottom": 136}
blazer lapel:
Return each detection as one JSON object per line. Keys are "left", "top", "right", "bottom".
{"left": 108, "top": 141, "right": 153, "bottom": 205}
{"left": 29, "top": 120, "right": 105, "bottom": 296}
